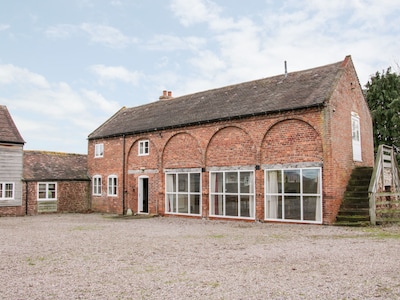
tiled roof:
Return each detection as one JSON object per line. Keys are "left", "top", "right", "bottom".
{"left": 23, "top": 151, "right": 89, "bottom": 181}
{"left": 0, "top": 105, "right": 25, "bottom": 144}
{"left": 88, "top": 58, "right": 347, "bottom": 140}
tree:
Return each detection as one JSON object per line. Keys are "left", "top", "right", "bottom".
{"left": 365, "top": 67, "right": 400, "bottom": 156}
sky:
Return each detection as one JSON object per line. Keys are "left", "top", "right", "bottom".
{"left": 1, "top": 0, "right": 399, "bottom": 154}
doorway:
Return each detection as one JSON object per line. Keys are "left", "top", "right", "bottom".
{"left": 138, "top": 176, "right": 149, "bottom": 213}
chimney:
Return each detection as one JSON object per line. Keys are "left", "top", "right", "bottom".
{"left": 159, "top": 90, "right": 174, "bottom": 100}
{"left": 284, "top": 61, "right": 288, "bottom": 78}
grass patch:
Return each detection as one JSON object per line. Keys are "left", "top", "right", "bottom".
{"left": 209, "top": 234, "right": 224, "bottom": 239}
{"left": 361, "top": 227, "right": 400, "bottom": 239}
{"left": 70, "top": 225, "right": 99, "bottom": 231}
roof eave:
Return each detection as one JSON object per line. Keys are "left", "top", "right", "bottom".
{"left": 88, "top": 103, "right": 324, "bottom": 141}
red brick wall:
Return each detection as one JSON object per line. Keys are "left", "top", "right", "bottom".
{"left": 23, "top": 181, "right": 90, "bottom": 215}
{"left": 0, "top": 206, "right": 25, "bottom": 217}
{"left": 321, "top": 57, "right": 374, "bottom": 223}
{"left": 88, "top": 59, "right": 374, "bottom": 224}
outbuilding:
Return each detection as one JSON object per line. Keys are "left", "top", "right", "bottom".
{"left": 87, "top": 56, "right": 374, "bottom": 224}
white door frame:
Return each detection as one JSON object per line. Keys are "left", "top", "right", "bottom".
{"left": 351, "top": 112, "right": 362, "bottom": 162}
{"left": 138, "top": 176, "right": 149, "bottom": 214}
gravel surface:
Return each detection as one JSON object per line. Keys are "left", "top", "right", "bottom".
{"left": 1, "top": 214, "right": 400, "bottom": 300}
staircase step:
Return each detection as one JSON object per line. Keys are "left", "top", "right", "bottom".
{"left": 336, "top": 215, "right": 370, "bottom": 222}
{"left": 335, "top": 167, "right": 373, "bottom": 226}
{"left": 338, "top": 208, "right": 370, "bottom": 216}
{"left": 334, "top": 221, "right": 370, "bottom": 227}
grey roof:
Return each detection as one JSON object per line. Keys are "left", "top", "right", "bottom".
{"left": 23, "top": 151, "right": 89, "bottom": 181}
{"left": 0, "top": 105, "right": 25, "bottom": 144}
{"left": 88, "top": 58, "right": 347, "bottom": 140}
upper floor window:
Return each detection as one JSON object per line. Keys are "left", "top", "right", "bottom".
{"left": 93, "top": 175, "right": 102, "bottom": 196}
{"left": 0, "top": 182, "right": 14, "bottom": 200}
{"left": 138, "top": 140, "right": 149, "bottom": 156}
{"left": 108, "top": 175, "right": 118, "bottom": 196}
{"left": 38, "top": 183, "right": 57, "bottom": 200}
{"left": 95, "top": 143, "right": 104, "bottom": 158}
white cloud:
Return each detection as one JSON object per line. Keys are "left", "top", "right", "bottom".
{"left": 90, "top": 64, "right": 142, "bottom": 85}
{"left": 0, "top": 64, "right": 50, "bottom": 88}
{"left": 45, "top": 23, "right": 136, "bottom": 48}
{"left": 80, "top": 23, "right": 136, "bottom": 48}
{"left": 45, "top": 24, "right": 77, "bottom": 39}
{"left": 0, "top": 24, "right": 10, "bottom": 31}
{"left": 0, "top": 64, "right": 122, "bottom": 153}
{"left": 146, "top": 35, "right": 206, "bottom": 51}
{"left": 82, "top": 89, "right": 120, "bottom": 113}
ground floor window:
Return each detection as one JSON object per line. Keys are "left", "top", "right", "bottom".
{"left": 93, "top": 175, "right": 102, "bottom": 196}
{"left": 165, "top": 172, "right": 201, "bottom": 215}
{"left": 0, "top": 182, "right": 14, "bottom": 199}
{"left": 108, "top": 175, "right": 118, "bottom": 196}
{"left": 265, "top": 168, "right": 322, "bottom": 223}
{"left": 38, "top": 182, "right": 57, "bottom": 200}
{"left": 210, "top": 170, "right": 255, "bottom": 219}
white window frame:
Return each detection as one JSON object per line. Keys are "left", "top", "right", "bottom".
{"left": 138, "top": 140, "right": 149, "bottom": 156}
{"left": 107, "top": 175, "right": 118, "bottom": 196}
{"left": 209, "top": 170, "right": 255, "bottom": 219}
{"left": 93, "top": 175, "right": 102, "bottom": 196}
{"left": 351, "top": 112, "right": 362, "bottom": 161}
{"left": 37, "top": 182, "right": 57, "bottom": 201}
{"left": 0, "top": 182, "right": 15, "bottom": 200}
{"left": 95, "top": 143, "right": 104, "bottom": 158}
{"left": 264, "top": 167, "right": 322, "bottom": 224}
{"left": 165, "top": 171, "right": 202, "bottom": 216}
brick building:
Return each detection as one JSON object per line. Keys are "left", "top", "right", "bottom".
{"left": 87, "top": 56, "right": 374, "bottom": 224}
{"left": 23, "top": 151, "right": 91, "bottom": 215}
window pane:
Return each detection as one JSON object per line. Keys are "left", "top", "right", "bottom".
{"left": 212, "top": 194, "right": 224, "bottom": 215}
{"left": 211, "top": 172, "right": 223, "bottom": 193}
{"left": 190, "top": 173, "right": 200, "bottom": 192}
{"left": 225, "top": 195, "right": 238, "bottom": 216}
{"left": 48, "top": 184, "right": 56, "bottom": 199}
{"left": 284, "top": 196, "right": 301, "bottom": 220}
{"left": 303, "top": 169, "right": 320, "bottom": 194}
{"left": 167, "top": 194, "right": 175, "bottom": 212}
{"left": 225, "top": 172, "right": 238, "bottom": 193}
{"left": 178, "top": 174, "right": 188, "bottom": 192}
{"left": 38, "top": 183, "right": 46, "bottom": 199}
{"left": 5, "top": 183, "right": 13, "bottom": 198}
{"left": 166, "top": 174, "right": 176, "bottom": 192}
{"left": 178, "top": 194, "right": 188, "bottom": 213}
{"left": 266, "top": 195, "right": 282, "bottom": 219}
{"left": 240, "top": 172, "right": 251, "bottom": 193}
{"left": 284, "top": 170, "right": 300, "bottom": 193}
{"left": 0, "top": 184, "right": 2, "bottom": 197}
{"left": 190, "top": 194, "right": 200, "bottom": 214}
{"left": 303, "top": 196, "right": 319, "bottom": 221}
{"left": 266, "top": 170, "right": 282, "bottom": 193}
{"left": 240, "top": 195, "right": 250, "bottom": 217}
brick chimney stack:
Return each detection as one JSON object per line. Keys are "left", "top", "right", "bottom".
{"left": 159, "top": 90, "right": 173, "bottom": 100}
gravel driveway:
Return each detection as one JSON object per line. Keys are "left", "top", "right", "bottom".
{"left": 1, "top": 214, "right": 400, "bottom": 300}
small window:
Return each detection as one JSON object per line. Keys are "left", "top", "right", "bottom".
{"left": 108, "top": 175, "right": 118, "bottom": 196}
{"left": 95, "top": 143, "right": 104, "bottom": 158}
{"left": 0, "top": 182, "right": 14, "bottom": 200}
{"left": 38, "top": 183, "right": 57, "bottom": 200}
{"left": 138, "top": 140, "right": 149, "bottom": 156}
{"left": 93, "top": 175, "right": 102, "bottom": 196}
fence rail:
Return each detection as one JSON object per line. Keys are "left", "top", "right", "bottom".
{"left": 369, "top": 145, "right": 400, "bottom": 225}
